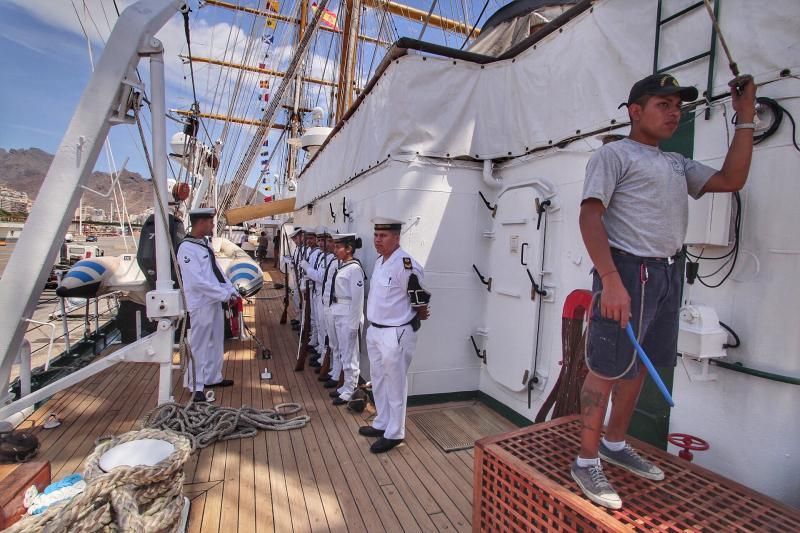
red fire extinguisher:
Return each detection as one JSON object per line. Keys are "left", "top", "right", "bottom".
{"left": 227, "top": 297, "right": 242, "bottom": 338}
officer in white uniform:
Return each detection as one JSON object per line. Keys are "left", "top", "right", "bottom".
{"left": 360, "top": 217, "right": 431, "bottom": 453}
{"left": 328, "top": 233, "right": 366, "bottom": 405}
{"left": 178, "top": 208, "right": 239, "bottom": 402}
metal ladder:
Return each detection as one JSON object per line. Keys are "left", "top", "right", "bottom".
{"left": 653, "top": 0, "right": 720, "bottom": 117}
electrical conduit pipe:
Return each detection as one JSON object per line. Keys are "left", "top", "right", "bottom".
{"left": 482, "top": 159, "right": 502, "bottom": 189}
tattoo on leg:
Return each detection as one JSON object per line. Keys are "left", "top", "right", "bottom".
{"left": 581, "top": 389, "right": 605, "bottom": 429}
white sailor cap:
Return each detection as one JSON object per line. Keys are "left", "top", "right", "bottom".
{"left": 303, "top": 227, "right": 318, "bottom": 236}
{"left": 371, "top": 216, "right": 403, "bottom": 231}
{"left": 317, "top": 226, "right": 332, "bottom": 236}
{"left": 288, "top": 227, "right": 303, "bottom": 237}
{"left": 189, "top": 207, "right": 216, "bottom": 219}
{"left": 331, "top": 232, "right": 358, "bottom": 242}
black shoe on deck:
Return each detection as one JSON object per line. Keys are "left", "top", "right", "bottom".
{"left": 358, "top": 426, "right": 385, "bottom": 438}
{"left": 192, "top": 391, "right": 208, "bottom": 403}
{"left": 323, "top": 380, "right": 338, "bottom": 388}
{"left": 207, "top": 379, "right": 234, "bottom": 388}
{"left": 332, "top": 397, "right": 347, "bottom": 406}
{"left": 370, "top": 437, "right": 403, "bottom": 453}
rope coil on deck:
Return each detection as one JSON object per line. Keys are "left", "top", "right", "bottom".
{"left": 141, "top": 401, "right": 310, "bottom": 449}
{"left": 6, "top": 428, "right": 192, "bottom": 533}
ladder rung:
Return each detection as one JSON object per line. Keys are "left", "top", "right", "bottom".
{"left": 657, "top": 51, "right": 711, "bottom": 73}
{"left": 659, "top": 1, "right": 704, "bottom": 26}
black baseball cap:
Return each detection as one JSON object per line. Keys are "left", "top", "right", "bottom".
{"left": 623, "top": 74, "right": 698, "bottom": 107}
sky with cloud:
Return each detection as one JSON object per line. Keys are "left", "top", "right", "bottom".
{"left": 0, "top": 0, "right": 500, "bottom": 202}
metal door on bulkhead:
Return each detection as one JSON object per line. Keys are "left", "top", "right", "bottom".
{"left": 485, "top": 186, "right": 544, "bottom": 392}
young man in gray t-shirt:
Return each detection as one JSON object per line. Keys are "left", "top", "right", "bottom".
{"left": 572, "top": 73, "right": 756, "bottom": 510}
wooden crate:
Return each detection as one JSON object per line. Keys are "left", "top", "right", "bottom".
{"left": 474, "top": 416, "right": 800, "bottom": 532}
{"left": 0, "top": 461, "right": 51, "bottom": 529}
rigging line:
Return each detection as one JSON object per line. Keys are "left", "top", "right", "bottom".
{"left": 458, "top": 0, "right": 471, "bottom": 34}
{"left": 246, "top": 127, "right": 287, "bottom": 204}
{"left": 357, "top": 8, "right": 366, "bottom": 90}
{"left": 438, "top": 0, "right": 450, "bottom": 46}
{"left": 215, "top": 1, "right": 271, "bottom": 193}
{"left": 365, "top": 7, "right": 387, "bottom": 81}
{"left": 219, "top": 0, "right": 298, "bottom": 199}
{"left": 314, "top": 1, "right": 346, "bottom": 114}
{"left": 218, "top": 0, "right": 292, "bottom": 203}
{"left": 205, "top": 10, "right": 238, "bottom": 142}
{"left": 222, "top": 0, "right": 294, "bottom": 159}
{"left": 218, "top": 0, "right": 337, "bottom": 227}
{"left": 313, "top": 19, "right": 339, "bottom": 108}
{"left": 459, "top": 0, "right": 490, "bottom": 49}
{"left": 221, "top": 0, "right": 302, "bottom": 195}
{"left": 417, "top": 0, "right": 438, "bottom": 40}
{"left": 98, "top": 0, "right": 113, "bottom": 33}
{"left": 221, "top": 5, "right": 263, "bottom": 135}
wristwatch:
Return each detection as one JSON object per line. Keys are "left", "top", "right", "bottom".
{"left": 734, "top": 122, "right": 756, "bottom": 130}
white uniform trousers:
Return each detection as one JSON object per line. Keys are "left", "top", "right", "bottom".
{"left": 292, "top": 286, "right": 301, "bottom": 313}
{"left": 323, "top": 306, "right": 340, "bottom": 379}
{"left": 315, "top": 293, "right": 327, "bottom": 350}
{"left": 366, "top": 324, "right": 416, "bottom": 439}
{"left": 185, "top": 303, "right": 224, "bottom": 392}
{"left": 335, "top": 312, "right": 361, "bottom": 400}
{"left": 308, "top": 287, "right": 319, "bottom": 349}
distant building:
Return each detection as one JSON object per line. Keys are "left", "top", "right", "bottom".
{"left": 72, "top": 204, "right": 107, "bottom": 222}
{"left": 0, "top": 186, "right": 31, "bottom": 214}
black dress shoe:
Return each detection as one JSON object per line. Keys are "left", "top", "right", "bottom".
{"left": 329, "top": 390, "right": 341, "bottom": 398}
{"left": 358, "top": 426, "right": 385, "bottom": 437}
{"left": 309, "top": 360, "right": 321, "bottom": 368}
{"left": 290, "top": 319, "right": 300, "bottom": 325}
{"left": 191, "top": 391, "right": 208, "bottom": 402}
{"left": 323, "top": 380, "right": 338, "bottom": 388}
{"left": 317, "top": 374, "right": 331, "bottom": 382}
{"left": 332, "top": 397, "right": 347, "bottom": 406}
{"left": 370, "top": 437, "right": 403, "bottom": 454}
{"left": 206, "top": 379, "right": 234, "bottom": 388}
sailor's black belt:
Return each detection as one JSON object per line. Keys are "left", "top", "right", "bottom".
{"left": 371, "top": 319, "right": 413, "bottom": 329}
{"left": 610, "top": 247, "right": 680, "bottom": 264}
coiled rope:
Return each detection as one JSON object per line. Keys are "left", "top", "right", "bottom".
{"left": 141, "top": 401, "right": 310, "bottom": 449}
{"left": 7, "top": 429, "right": 191, "bottom": 533}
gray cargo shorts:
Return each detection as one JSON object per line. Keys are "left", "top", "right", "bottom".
{"left": 586, "top": 249, "right": 682, "bottom": 380}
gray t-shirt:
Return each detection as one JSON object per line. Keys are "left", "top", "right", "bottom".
{"left": 582, "top": 138, "right": 716, "bottom": 257}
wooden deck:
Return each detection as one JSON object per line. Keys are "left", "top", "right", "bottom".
{"left": 16, "top": 268, "right": 515, "bottom": 532}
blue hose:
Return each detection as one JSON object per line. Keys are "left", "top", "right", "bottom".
{"left": 625, "top": 323, "right": 675, "bottom": 407}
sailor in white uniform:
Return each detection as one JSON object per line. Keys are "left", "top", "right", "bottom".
{"left": 303, "top": 226, "right": 331, "bottom": 368}
{"left": 178, "top": 208, "right": 239, "bottom": 402}
{"left": 282, "top": 227, "right": 304, "bottom": 328}
{"left": 300, "top": 227, "right": 322, "bottom": 355}
{"left": 360, "top": 217, "right": 431, "bottom": 453}
{"left": 328, "top": 233, "right": 366, "bottom": 405}
{"left": 318, "top": 234, "right": 341, "bottom": 387}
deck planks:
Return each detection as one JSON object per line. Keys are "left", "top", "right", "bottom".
{"left": 16, "top": 268, "right": 516, "bottom": 532}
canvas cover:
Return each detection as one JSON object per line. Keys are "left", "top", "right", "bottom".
{"left": 296, "top": 0, "right": 800, "bottom": 206}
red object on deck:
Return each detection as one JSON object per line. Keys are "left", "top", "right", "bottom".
{"left": 228, "top": 297, "right": 242, "bottom": 338}
{"left": 562, "top": 289, "right": 592, "bottom": 319}
{"left": 668, "top": 433, "right": 710, "bottom": 462}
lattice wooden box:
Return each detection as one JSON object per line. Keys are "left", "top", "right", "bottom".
{"left": 473, "top": 416, "right": 800, "bottom": 532}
